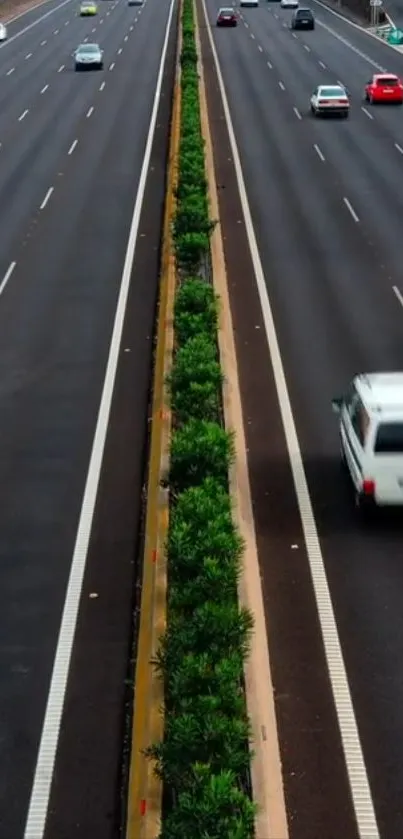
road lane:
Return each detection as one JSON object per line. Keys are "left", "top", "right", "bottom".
{"left": 0, "top": 0, "right": 175, "bottom": 835}
{"left": 0, "top": 0, "right": 152, "bottom": 274}
{"left": 204, "top": 1, "right": 403, "bottom": 837}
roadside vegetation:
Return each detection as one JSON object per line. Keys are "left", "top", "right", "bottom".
{"left": 147, "top": 1, "right": 256, "bottom": 836}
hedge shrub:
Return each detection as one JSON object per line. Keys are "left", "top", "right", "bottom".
{"left": 148, "top": 0, "right": 256, "bottom": 836}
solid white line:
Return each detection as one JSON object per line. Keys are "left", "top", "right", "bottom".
{"left": 99, "top": 80, "right": 105, "bottom": 90}
{"left": 6, "top": 67, "right": 14, "bottom": 75}
{"left": 278, "top": 81, "right": 285, "bottom": 90}
{"left": 293, "top": 106, "right": 302, "bottom": 120}
{"left": 395, "top": 142, "right": 403, "bottom": 154}
{"left": 304, "top": 43, "right": 310, "bottom": 51}
{"left": 58, "top": 64, "right": 65, "bottom": 72}
{"left": 393, "top": 285, "right": 403, "bottom": 307}
{"left": 314, "top": 143, "right": 325, "bottom": 161}
{"left": 343, "top": 196, "right": 359, "bottom": 222}
{"left": 109, "top": 61, "right": 115, "bottom": 70}
{"left": 23, "top": 2, "right": 176, "bottom": 835}
{"left": 267, "top": 59, "right": 272, "bottom": 68}
{"left": 361, "top": 106, "right": 373, "bottom": 120}
{"left": 200, "top": 0, "right": 380, "bottom": 835}
{"left": 25, "top": 52, "right": 32, "bottom": 59}
{"left": 258, "top": 44, "right": 263, "bottom": 52}
{"left": 40, "top": 84, "right": 49, "bottom": 93}
{"left": 0, "top": 262, "right": 16, "bottom": 297}
{"left": 68, "top": 138, "right": 78, "bottom": 155}
{"left": 86, "top": 106, "right": 94, "bottom": 118}
{"left": 319, "top": 59, "right": 326, "bottom": 68}
{"left": 0, "top": 0, "right": 73, "bottom": 52}
{"left": 18, "top": 109, "right": 29, "bottom": 121}
{"left": 40, "top": 187, "right": 54, "bottom": 210}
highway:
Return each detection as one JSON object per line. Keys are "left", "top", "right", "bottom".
{"left": 200, "top": 1, "right": 403, "bottom": 837}
{"left": 0, "top": 0, "right": 177, "bottom": 836}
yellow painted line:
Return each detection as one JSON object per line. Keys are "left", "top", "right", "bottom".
{"left": 194, "top": 3, "right": 289, "bottom": 838}
{"left": 125, "top": 11, "right": 181, "bottom": 839}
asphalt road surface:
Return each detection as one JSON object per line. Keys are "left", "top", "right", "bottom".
{"left": 202, "top": 1, "right": 403, "bottom": 837}
{"left": 0, "top": 0, "right": 177, "bottom": 836}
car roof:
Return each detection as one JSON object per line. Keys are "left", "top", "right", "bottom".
{"left": 354, "top": 373, "right": 403, "bottom": 413}
{"left": 219, "top": 7, "right": 235, "bottom": 10}
{"left": 77, "top": 42, "right": 99, "bottom": 48}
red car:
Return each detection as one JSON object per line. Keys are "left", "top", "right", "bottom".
{"left": 216, "top": 6, "right": 237, "bottom": 25}
{"left": 364, "top": 74, "right": 403, "bottom": 104}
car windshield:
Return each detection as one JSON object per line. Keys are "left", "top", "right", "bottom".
{"left": 374, "top": 422, "right": 403, "bottom": 454}
{"left": 319, "top": 86, "right": 345, "bottom": 97}
{"left": 78, "top": 44, "right": 99, "bottom": 52}
{"left": 219, "top": 8, "right": 234, "bottom": 12}
{"left": 377, "top": 76, "right": 398, "bottom": 85}
{"left": 297, "top": 8, "right": 312, "bottom": 13}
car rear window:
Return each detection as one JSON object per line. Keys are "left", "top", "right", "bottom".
{"left": 374, "top": 422, "right": 403, "bottom": 453}
{"left": 320, "top": 87, "right": 345, "bottom": 97}
{"left": 297, "top": 9, "right": 313, "bottom": 15}
{"left": 377, "top": 77, "right": 398, "bottom": 86}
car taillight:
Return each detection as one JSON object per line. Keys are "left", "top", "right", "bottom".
{"left": 362, "top": 479, "right": 375, "bottom": 496}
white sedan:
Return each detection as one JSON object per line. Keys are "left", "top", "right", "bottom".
{"left": 310, "top": 84, "right": 350, "bottom": 117}
{"left": 0, "top": 23, "right": 8, "bottom": 41}
{"left": 280, "top": 0, "right": 298, "bottom": 8}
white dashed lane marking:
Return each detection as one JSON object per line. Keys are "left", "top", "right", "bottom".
{"left": 40, "top": 84, "right": 49, "bottom": 93}
{"left": 40, "top": 187, "right": 54, "bottom": 210}
{"left": 361, "top": 106, "right": 373, "bottom": 120}
{"left": 395, "top": 142, "right": 403, "bottom": 154}
{"left": 0, "top": 262, "right": 16, "bottom": 297}
{"left": 343, "top": 196, "right": 359, "bottom": 222}
{"left": 109, "top": 61, "right": 115, "bottom": 70}
{"left": 68, "top": 139, "right": 78, "bottom": 155}
{"left": 6, "top": 67, "right": 14, "bottom": 75}
{"left": 279, "top": 81, "right": 285, "bottom": 90}
{"left": 99, "top": 80, "right": 105, "bottom": 90}
{"left": 18, "top": 109, "right": 28, "bottom": 121}
{"left": 86, "top": 106, "right": 94, "bottom": 118}
{"left": 314, "top": 143, "right": 325, "bottom": 161}
{"left": 293, "top": 106, "right": 302, "bottom": 119}
{"left": 25, "top": 52, "right": 32, "bottom": 59}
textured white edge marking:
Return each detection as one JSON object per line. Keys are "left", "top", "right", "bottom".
{"left": 0, "top": 262, "right": 16, "bottom": 296}
{"left": 201, "top": 0, "right": 380, "bottom": 834}
{"left": 40, "top": 186, "right": 53, "bottom": 209}
{"left": 23, "top": 0, "right": 176, "bottom": 835}
{"left": 293, "top": 105, "right": 301, "bottom": 119}
{"left": 393, "top": 285, "right": 403, "bottom": 307}
{"left": 313, "top": 142, "right": 325, "bottom": 161}
{"left": 315, "top": 16, "right": 387, "bottom": 71}
{"left": 311, "top": 0, "right": 402, "bottom": 56}
{"left": 343, "top": 196, "right": 359, "bottom": 222}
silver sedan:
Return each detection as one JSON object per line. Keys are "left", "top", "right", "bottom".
{"left": 74, "top": 43, "right": 104, "bottom": 71}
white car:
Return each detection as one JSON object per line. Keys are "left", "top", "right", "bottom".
{"left": 280, "top": 0, "right": 298, "bottom": 8}
{"left": 310, "top": 84, "right": 350, "bottom": 117}
{"left": 0, "top": 23, "right": 8, "bottom": 41}
{"left": 332, "top": 373, "right": 403, "bottom": 510}
{"left": 240, "top": 0, "right": 259, "bottom": 6}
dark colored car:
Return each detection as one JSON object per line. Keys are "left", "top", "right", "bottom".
{"left": 216, "top": 7, "right": 237, "bottom": 25}
{"left": 291, "top": 7, "right": 315, "bottom": 28}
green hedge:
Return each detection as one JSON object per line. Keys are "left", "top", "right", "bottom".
{"left": 148, "top": 1, "right": 256, "bottom": 836}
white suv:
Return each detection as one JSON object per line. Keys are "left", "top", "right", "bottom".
{"left": 332, "top": 372, "right": 403, "bottom": 510}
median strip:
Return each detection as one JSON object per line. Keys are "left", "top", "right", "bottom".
{"left": 143, "top": 0, "right": 257, "bottom": 836}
